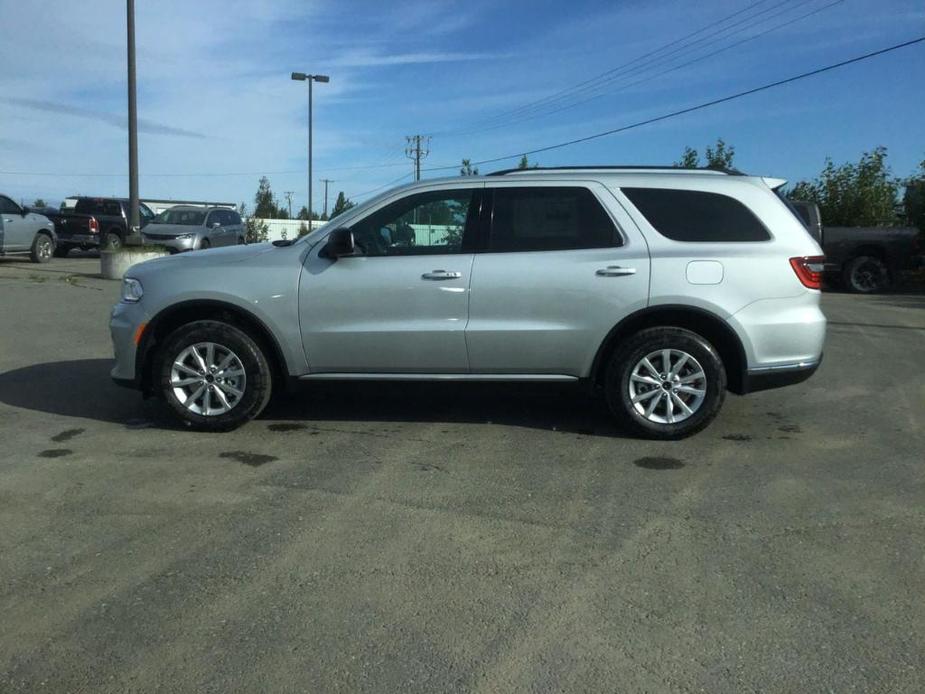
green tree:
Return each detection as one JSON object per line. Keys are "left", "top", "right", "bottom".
{"left": 675, "top": 147, "right": 699, "bottom": 168}
{"left": 32, "top": 198, "right": 47, "bottom": 208}
{"left": 517, "top": 154, "right": 538, "bottom": 169}
{"left": 789, "top": 147, "right": 900, "bottom": 227}
{"left": 298, "top": 221, "right": 311, "bottom": 237}
{"left": 902, "top": 157, "right": 925, "bottom": 232}
{"left": 330, "top": 191, "right": 356, "bottom": 219}
{"left": 253, "top": 176, "right": 278, "bottom": 218}
{"left": 704, "top": 138, "right": 735, "bottom": 169}
{"left": 239, "top": 203, "right": 269, "bottom": 243}
{"left": 460, "top": 159, "right": 479, "bottom": 176}
{"left": 297, "top": 206, "right": 320, "bottom": 221}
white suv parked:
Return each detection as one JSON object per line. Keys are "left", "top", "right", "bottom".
{"left": 111, "top": 166, "right": 826, "bottom": 438}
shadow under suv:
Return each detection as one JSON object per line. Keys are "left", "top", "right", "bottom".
{"left": 111, "top": 166, "right": 826, "bottom": 439}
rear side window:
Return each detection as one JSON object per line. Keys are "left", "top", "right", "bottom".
{"left": 488, "top": 187, "right": 619, "bottom": 252}
{"left": 622, "top": 188, "right": 770, "bottom": 242}
{"left": 75, "top": 199, "right": 103, "bottom": 215}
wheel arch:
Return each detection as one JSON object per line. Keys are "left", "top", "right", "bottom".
{"left": 137, "top": 299, "right": 289, "bottom": 394}
{"left": 590, "top": 305, "right": 748, "bottom": 394}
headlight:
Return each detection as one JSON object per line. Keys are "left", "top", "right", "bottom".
{"left": 121, "top": 277, "right": 144, "bottom": 302}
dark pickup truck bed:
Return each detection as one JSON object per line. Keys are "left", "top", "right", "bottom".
{"left": 46, "top": 198, "right": 154, "bottom": 254}
{"left": 789, "top": 200, "right": 923, "bottom": 293}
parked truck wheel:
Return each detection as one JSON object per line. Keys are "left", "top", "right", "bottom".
{"left": 844, "top": 255, "right": 890, "bottom": 293}
{"left": 30, "top": 233, "right": 54, "bottom": 264}
{"left": 104, "top": 231, "right": 122, "bottom": 251}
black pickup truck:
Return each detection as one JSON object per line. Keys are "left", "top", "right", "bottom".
{"left": 46, "top": 197, "right": 155, "bottom": 255}
{"left": 790, "top": 200, "right": 923, "bottom": 293}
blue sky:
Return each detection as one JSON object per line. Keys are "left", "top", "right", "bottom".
{"left": 1, "top": 0, "right": 923, "bottom": 211}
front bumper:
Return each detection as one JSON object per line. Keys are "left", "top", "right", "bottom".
{"left": 110, "top": 300, "right": 149, "bottom": 389}
{"left": 742, "top": 356, "right": 822, "bottom": 394}
{"left": 142, "top": 234, "right": 197, "bottom": 253}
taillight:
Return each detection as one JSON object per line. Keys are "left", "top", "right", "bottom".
{"left": 790, "top": 256, "right": 825, "bottom": 289}
{"left": 88, "top": 217, "right": 99, "bottom": 234}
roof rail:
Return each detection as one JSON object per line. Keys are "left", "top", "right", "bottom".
{"left": 486, "top": 165, "right": 746, "bottom": 176}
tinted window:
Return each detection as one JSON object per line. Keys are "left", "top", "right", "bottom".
{"left": 139, "top": 204, "right": 155, "bottom": 221}
{"left": 74, "top": 199, "right": 104, "bottom": 215}
{"left": 0, "top": 196, "right": 20, "bottom": 214}
{"left": 153, "top": 209, "right": 206, "bottom": 226}
{"left": 488, "top": 187, "right": 618, "bottom": 252}
{"left": 228, "top": 211, "right": 242, "bottom": 225}
{"left": 104, "top": 201, "right": 122, "bottom": 216}
{"left": 622, "top": 188, "right": 770, "bottom": 242}
{"left": 349, "top": 189, "right": 476, "bottom": 256}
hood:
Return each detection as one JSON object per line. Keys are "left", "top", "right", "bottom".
{"left": 128, "top": 242, "right": 278, "bottom": 276}
{"left": 143, "top": 223, "right": 202, "bottom": 236}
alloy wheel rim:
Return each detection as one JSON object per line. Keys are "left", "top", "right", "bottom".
{"left": 38, "top": 238, "right": 52, "bottom": 259}
{"left": 628, "top": 348, "right": 707, "bottom": 424}
{"left": 170, "top": 342, "right": 246, "bottom": 416}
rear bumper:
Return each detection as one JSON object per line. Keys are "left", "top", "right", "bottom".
{"left": 59, "top": 234, "right": 100, "bottom": 247}
{"left": 741, "top": 356, "right": 821, "bottom": 394}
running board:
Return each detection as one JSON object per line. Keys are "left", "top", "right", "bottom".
{"left": 298, "top": 373, "right": 579, "bottom": 382}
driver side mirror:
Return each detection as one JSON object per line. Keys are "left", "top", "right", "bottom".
{"left": 323, "top": 227, "right": 355, "bottom": 258}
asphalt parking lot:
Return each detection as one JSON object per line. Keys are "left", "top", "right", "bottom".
{"left": 1, "top": 254, "right": 923, "bottom": 692}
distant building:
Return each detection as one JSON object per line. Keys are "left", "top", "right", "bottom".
{"left": 62, "top": 196, "right": 236, "bottom": 215}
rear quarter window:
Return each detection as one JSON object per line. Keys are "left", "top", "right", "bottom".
{"left": 621, "top": 188, "right": 770, "bottom": 242}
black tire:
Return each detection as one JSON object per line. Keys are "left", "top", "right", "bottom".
{"left": 843, "top": 255, "right": 890, "bottom": 293}
{"left": 53, "top": 245, "right": 71, "bottom": 258}
{"left": 30, "top": 232, "right": 54, "bottom": 263}
{"left": 605, "top": 327, "right": 726, "bottom": 440}
{"left": 200, "top": 239, "right": 211, "bottom": 250}
{"left": 157, "top": 320, "right": 272, "bottom": 432}
{"left": 103, "top": 231, "right": 122, "bottom": 250}
{"left": 237, "top": 236, "right": 246, "bottom": 245}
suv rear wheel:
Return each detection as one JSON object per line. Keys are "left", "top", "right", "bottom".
{"left": 157, "top": 320, "right": 272, "bottom": 431}
{"left": 605, "top": 327, "right": 726, "bottom": 439}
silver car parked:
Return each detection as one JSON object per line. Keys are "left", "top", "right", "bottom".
{"left": 0, "top": 194, "right": 57, "bottom": 263}
{"left": 142, "top": 206, "right": 245, "bottom": 253}
{"left": 112, "top": 166, "right": 826, "bottom": 439}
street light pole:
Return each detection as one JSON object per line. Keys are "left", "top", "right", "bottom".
{"left": 126, "top": 0, "right": 140, "bottom": 241}
{"left": 291, "top": 72, "right": 329, "bottom": 230}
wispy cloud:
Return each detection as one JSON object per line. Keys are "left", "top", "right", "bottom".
{"left": 330, "top": 50, "right": 505, "bottom": 68}
{"left": 0, "top": 97, "right": 207, "bottom": 139}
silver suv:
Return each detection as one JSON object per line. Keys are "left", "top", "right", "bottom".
{"left": 111, "top": 167, "right": 826, "bottom": 439}
{"left": 142, "top": 206, "right": 245, "bottom": 253}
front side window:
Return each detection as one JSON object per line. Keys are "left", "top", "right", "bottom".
{"left": 0, "top": 195, "right": 21, "bottom": 215}
{"left": 487, "top": 186, "right": 619, "bottom": 252}
{"left": 349, "top": 189, "right": 477, "bottom": 256}
{"left": 622, "top": 188, "right": 770, "bottom": 242}
{"left": 139, "top": 204, "right": 155, "bottom": 221}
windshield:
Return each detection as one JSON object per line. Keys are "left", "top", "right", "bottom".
{"left": 153, "top": 209, "right": 206, "bottom": 225}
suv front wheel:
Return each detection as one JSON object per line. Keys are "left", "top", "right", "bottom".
{"left": 605, "top": 327, "right": 726, "bottom": 440}
{"left": 157, "top": 320, "right": 272, "bottom": 431}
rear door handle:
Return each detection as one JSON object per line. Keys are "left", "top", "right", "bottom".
{"left": 596, "top": 266, "right": 637, "bottom": 277}
{"left": 422, "top": 270, "right": 462, "bottom": 280}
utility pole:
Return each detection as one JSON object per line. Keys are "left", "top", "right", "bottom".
{"left": 283, "top": 191, "right": 294, "bottom": 219}
{"left": 405, "top": 135, "right": 430, "bottom": 181}
{"left": 320, "top": 178, "right": 334, "bottom": 219}
{"left": 126, "top": 0, "right": 140, "bottom": 243}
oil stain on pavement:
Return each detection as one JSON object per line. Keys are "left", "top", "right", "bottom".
{"left": 634, "top": 456, "right": 685, "bottom": 470}
{"left": 51, "top": 428, "right": 85, "bottom": 443}
{"left": 38, "top": 449, "right": 72, "bottom": 458}
{"left": 219, "top": 451, "right": 279, "bottom": 467}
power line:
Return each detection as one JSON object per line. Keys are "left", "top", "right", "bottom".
{"left": 349, "top": 172, "right": 414, "bottom": 202}
{"left": 431, "top": 0, "right": 812, "bottom": 136}
{"left": 456, "top": 0, "right": 844, "bottom": 136}
{"left": 420, "top": 36, "right": 925, "bottom": 173}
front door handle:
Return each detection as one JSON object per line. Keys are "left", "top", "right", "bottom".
{"left": 596, "top": 266, "right": 637, "bottom": 277}
{"left": 422, "top": 270, "right": 462, "bottom": 280}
